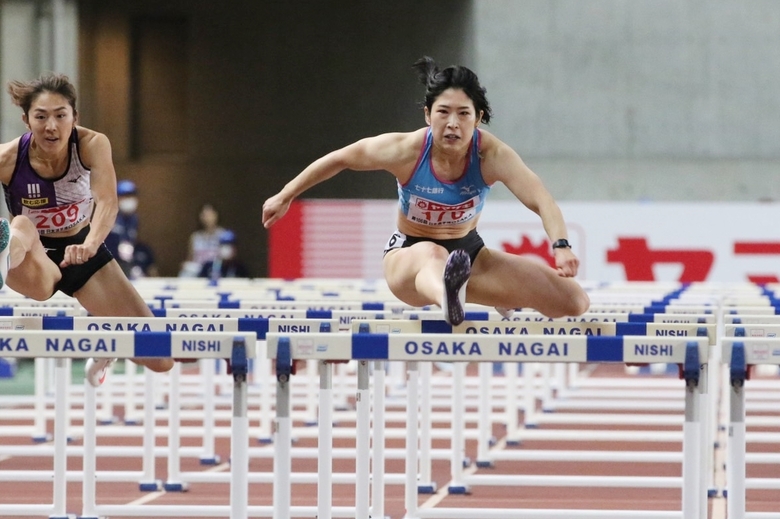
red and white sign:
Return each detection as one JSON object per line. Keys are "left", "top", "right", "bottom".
{"left": 269, "top": 200, "right": 780, "bottom": 283}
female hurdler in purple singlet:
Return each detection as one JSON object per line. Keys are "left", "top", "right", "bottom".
{"left": 0, "top": 73, "right": 174, "bottom": 385}
{"left": 263, "top": 57, "right": 590, "bottom": 325}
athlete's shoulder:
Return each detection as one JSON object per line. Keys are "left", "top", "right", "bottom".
{"left": 0, "top": 137, "right": 23, "bottom": 183}
{"left": 75, "top": 125, "right": 109, "bottom": 148}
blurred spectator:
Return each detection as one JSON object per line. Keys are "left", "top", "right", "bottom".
{"left": 106, "top": 180, "right": 158, "bottom": 279}
{"left": 199, "top": 229, "right": 249, "bottom": 280}
{"left": 179, "top": 203, "right": 225, "bottom": 277}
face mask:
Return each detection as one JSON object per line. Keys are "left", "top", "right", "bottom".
{"left": 119, "top": 197, "right": 138, "bottom": 214}
{"left": 219, "top": 245, "right": 234, "bottom": 259}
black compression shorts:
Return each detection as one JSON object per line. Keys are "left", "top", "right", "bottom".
{"left": 40, "top": 225, "right": 114, "bottom": 297}
{"left": 383, "top": 228, "right": 485, "bottom": 264}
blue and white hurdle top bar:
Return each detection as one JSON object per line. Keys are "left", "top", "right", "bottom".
{"left": 0, "top": 330, "right": 256, "bottom": 360}
{"left": 0, "top": 316, "right": 338, "bottom": 342}
{"left": 351, "top": 319, "right": 716, "bottom": 343}
{"left": 265, "top": 332, "right": 708, "bottom": 368}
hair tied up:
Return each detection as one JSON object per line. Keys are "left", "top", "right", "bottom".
{"left": 412, "top": 56, "right": 439, "bottom": 87}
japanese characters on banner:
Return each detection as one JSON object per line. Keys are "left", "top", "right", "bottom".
{"left": 268, "top": 200, "right": 780, "bottom": 283}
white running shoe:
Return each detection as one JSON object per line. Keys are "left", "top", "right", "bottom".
{"left": 441, "top": 249, "right": 471, "bottom": 326}
{"left": 85, "top": 358, "right": 116, "bottom": 387}
{"left": 0, "top": 218, "right": 10, "bottom": 289}
{"left": 495, "top": 307, "right": 515, "bottom": 319}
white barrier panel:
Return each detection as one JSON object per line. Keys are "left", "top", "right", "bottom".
{"left": 0, "top": 330, "right": 254, "bottom": 519}
{"left": 267, "top": 331, "right": 708, "bottom": 519}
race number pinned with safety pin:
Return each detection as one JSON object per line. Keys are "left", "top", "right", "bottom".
{"left": 407, "top": 195, "right": 478, "bottom": 226}
{"left": 24, "top": 197, "right": 92, "bottom": 234}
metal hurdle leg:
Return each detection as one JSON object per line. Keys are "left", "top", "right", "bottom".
{"left": 727, "top": 342, "right": 746, "bottom": 519}
{"left": 230, "top": 339, "right": 250, "bottom": 519}
{"left": 50, "top": 358, "right": 69, "bottom": 519}
{"left": 371, "top": 360, "right": 386, "bottom": 519}
{"left": 682, "top": 341, "right": 704, "bottom": 519}
{"left": 405, "top": 361, "right": 420, "bottom": 518}
{"left": 256, "top": 340, "right": 273, "bottom": 443}
{"left": 522, "top": 362, "right": 538, "bottom": 428}
{"left": 273, "top": 339, "right": 293, "bottom": 519}
{"left": 447, "top": 362, "right": 469, "bottom": 494}
{"left": 697, "top": 362, "right": 710, "bottom": 518}
{"left": 124, "top": 359, "right": 140, "bottom": 424}
{"left": 80, "top": 383, "right": 98, "bottom": 519}
{"left": 32, "top": 358, "right": 50, "bottom": 442}
{"left": 164, "top": 362, "right": 188, "bottom": 491}
{"left": 355, "top": 361, "right": 371, "bottom": 518}
{"left": 476, "top": 362, "right": 494, "bottom": 468}
{"left": 200, "top": 358, "right": 220, "bottom": 464}
{"left": 304, "top": 359, "right": 318, "bottom": 425}
{"left": 318, "top": 361, "right": 334, "bottom": 519}
{"left": 139, "top": 369, "right": 162, "bottom": 490}
{"left": 505, "top": 361, "right": 520, "bottom": 443}
{"left": 418, "top": 360, "right": 436, "bottom": 493}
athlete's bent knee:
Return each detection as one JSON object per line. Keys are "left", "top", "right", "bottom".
{"left": 137, "top": 358, "right": 174, "bottom": 372}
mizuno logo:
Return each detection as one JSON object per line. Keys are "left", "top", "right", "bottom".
{"left": 68, "top": 176, "right": 80, "bottom": 183}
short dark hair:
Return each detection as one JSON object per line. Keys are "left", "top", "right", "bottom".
{"left": 412, "top": 56, "right": 492, "bottom": 124}
{"left": 7, "top": 73, "right": 78, "bottom": 117}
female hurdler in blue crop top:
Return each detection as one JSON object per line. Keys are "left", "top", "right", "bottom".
{"left": 397, "top": 127, "right": 491, "bottom": 227}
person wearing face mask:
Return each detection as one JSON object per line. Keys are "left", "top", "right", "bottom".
{"left": 263, "top": 57, "right": 590, "bottom": 326}
{"left": 104, "top": 180, "right": 159, "bottom": 279}
{"left": 198, "top": 229, "right": 249, "bottom": 280}
{"left": 0, "top": 73, "right": 173, "bottom": 386}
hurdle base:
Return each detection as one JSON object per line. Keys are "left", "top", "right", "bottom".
{"left": 505, "top": 439, "right": 522, "bottom": 446}
{"left": 139, "top": 480, "right": 162, "bottom": 491}
{"left": 523, "top": 423, "right": 539, "bottom": 429}
{"left": 447, "top": 484, "right": 470, "bottom": 495}
{"left": 708, "top": 488, "right": 719, "bottom": 498}
{"left": 476, "top": 459, "right": 494, "bottom": 468}
{"left": 77, "top": 515, "right": 99, "bottom": 519}
{"left": 257, "top": 437, "right": 273, "bottom": 444}
{"left": 200, "top": 455, "right": 221, "bottom": 465}
{"left": 304, "top": 420, "right": 318, "bottom": 426}
{"left": 418, "top": 483, "right": 438, "bottom": 494}
{"left": 163, "top": 481, "right": 189, "bottom": 492}
{"left": 31, "top": 434, "right": 52, "bottom": 443}
{"left": 487, "top": 436, "right": 497, "bottom": 446}
{"left": 462, "top": 456, "right": 472, "bottom": 468}
{"left": 722, "top": 489, "right": 728, "bottom": 498}
{"left": 124, "top": 418, "right": 141, "bottom": 426}
{"left": 97, "top": 416, "right": 119, "bottom": 425}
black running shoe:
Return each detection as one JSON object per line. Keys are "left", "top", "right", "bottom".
{"left": 441, "top": 249, "right": 471, "bottom": 326}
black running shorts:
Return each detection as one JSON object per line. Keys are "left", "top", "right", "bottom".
{"left": 383, "top": 228, "right": 485, "bottom": 264}
{"left": 40, "top": 225, "right": 114, "bottom": 297}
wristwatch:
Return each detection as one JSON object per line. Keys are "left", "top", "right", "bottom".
{"left": 552, "top": 239, "right": 571, "bottom": 249}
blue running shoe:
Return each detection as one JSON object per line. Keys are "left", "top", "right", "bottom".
{"left": 0, "top": 219, "right": 10, "bottom": 289}
{"left": 442, "top": 249, "right": 471, "bottom": 326}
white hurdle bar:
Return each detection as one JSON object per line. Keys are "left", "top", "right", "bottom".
{"left": 0, "top": 330, "right": 255, "bottom": 519}
{"left": 267, "top": 331, "right": 709, "bottom": 519}
{"left": 0, "top": 315, "right": 344, "bottom": 491}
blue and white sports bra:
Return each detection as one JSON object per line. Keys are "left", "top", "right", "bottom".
{"left": 397, "top": 128, "right": 491, "bottom": 227}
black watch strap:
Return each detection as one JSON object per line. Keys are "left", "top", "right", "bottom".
{"left": 552, "top": 239, "right": 571, "bottom": 249}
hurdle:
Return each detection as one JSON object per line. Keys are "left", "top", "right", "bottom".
{"left": 267, "top": 330, "right": 709, "bottom": 519}
{"left": 0, "top": 314, "right": 344, "bottom": 492}
{"left": 0, "top": 329, "right": 254, "bottom": 519}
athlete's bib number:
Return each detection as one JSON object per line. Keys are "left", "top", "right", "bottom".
{"left": 407, "top": 195, "right": 478, "bottom": 226}
{"left": 24, "top": 198, "right": 92, "bottom": 234}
